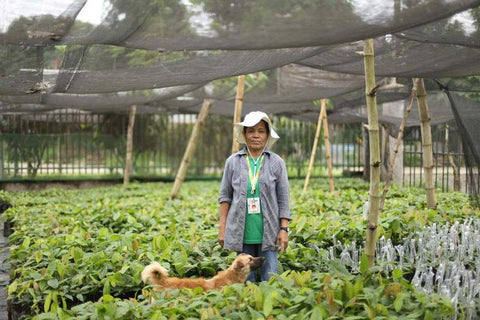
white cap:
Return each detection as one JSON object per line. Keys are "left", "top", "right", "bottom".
{"left": 234, "top": 111, "right": 280, "bottom": 149}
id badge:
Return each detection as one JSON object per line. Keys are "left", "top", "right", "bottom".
{"left": 247, "top": 197, "right": 261, "bottom": 214}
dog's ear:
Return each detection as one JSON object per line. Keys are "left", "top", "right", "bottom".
{"left": 234, "top": 260, "right": 245, "bottom": 269}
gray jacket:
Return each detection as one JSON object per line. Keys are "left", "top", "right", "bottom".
{"left": 218, "top": 147, "right": 291, "bottom": 252}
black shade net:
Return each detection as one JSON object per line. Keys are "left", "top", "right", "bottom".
{"left": 1, "top": 0, "right": 480, "bottom": 205}
{"left": 446, "top": 92, "right": 480, "bottom": 207}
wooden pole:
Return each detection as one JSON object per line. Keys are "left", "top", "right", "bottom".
{"left": 413, "top": 78, "right": 437, "bottom": 208}
{"left": 231, "top": 75, "right": 245, "bottom": 154}
{"left": 170, "top": 99, "right": 212, "bottom": 199}
{"left": 303, "top": 100, "right": 324, "bottom": 193}
{"left": 363, "top": 39, "right": 381, "bottom": 267}
{"left": 445, "top": 124, "right": 460, "bottom": 191}
{"left": 321, "top": 100, "right": 335, "bottom": 192}
{"left": 379, "top": 89, "right": 416, "bottom": 212}
{"left": 124, "top": 105, "right": 136, "bottom": 186}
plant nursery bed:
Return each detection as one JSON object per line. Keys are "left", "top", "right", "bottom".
{"left": 1, "top": 178, "right": 479, "bottom": 319}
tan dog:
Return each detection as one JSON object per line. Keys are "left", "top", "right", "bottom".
{"left": 141, "top": 253, "right": 264, "bottom": 291}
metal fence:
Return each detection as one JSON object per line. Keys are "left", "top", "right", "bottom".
{"left": 0, "top": 110, "right": 362, "bottom": 180}
{"left": 403, "top": 124, "right": 465, "bottom": 192}
{"left": 0, "top": 109, "right": 466, "bottom": 192}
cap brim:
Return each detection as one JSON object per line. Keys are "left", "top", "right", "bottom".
{"left": 234, "top": 116, "right": 279, "bottom": 149}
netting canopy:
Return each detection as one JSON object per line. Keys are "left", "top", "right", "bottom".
{"left": 1, "top": 0, "right": 480, "bottom": 201}
{"left": 0, "top": 1, "right": 478, "bottom": 110}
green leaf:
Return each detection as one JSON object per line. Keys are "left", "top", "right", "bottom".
{"left": 103, "top": 279, "right": 110, "bottom": 295}
{"left": 47, "top": 279, "right": 59, "bottom": 289}
{"left": 115, "top": 300, "right": 131, "bottom": 318}
{"left": 360, "top": 253, "right": 370, "bottom": 275}
{"left": 354, "top": 278, "right": 364, "bottom": 295}
{"left": 292, "top": 295, "right": 306, "bottom": 304}
{"left": 36, "top": 313, "right": 59, "bottom": 320}
{"left": 35, "top": 251, "right": 42, "bottom": 263}
{"left": 72, "top": 246, "right": 84, "bottom": 263}
{"left": 394, "top": 292, "right": 404, "bottom": 312}
{"left": 363, "top": 303, "right": 374, "bottom": 319}
{"left": 7, "top": 280, "right": 18, "bottom": 295}
{"left": 253, "top": 286, "right": 263, "bottom": 310}
{"left": 22, "top": 236, "right": 31, "bottom": 249}
{"left": 56, "top": 263, "right": 66, "bottom": 278}
{"left": 424, "top": 309, "right": 434, "bottom": 320}
{"left": 375, "top": 303, "right": 388, "bottom": 315}
{"left": 152, "top": 235, "right": 169, "bottom": 251}
{"left": 392, "top": 268, "right": 403, "bottom": 279}
{"left": 44, "top": 292, "right": 52, "bottom": 313}
{"left": 113, "top": 210, "right": 121, "bottom": 221}
{"left": 325, "top": 260, "right": 350, "bottom": 276}
{"left": 309, "top": 306, "right": 324, "bottom": 320}
{"left": 344, "top": 278, "right": 354, "bottom": 299}
{"left": 296, "top": 216, "right": 307, "bottom": 233}
{"left": 112, "top": 251, "right": 124, "bottom": 263}
{"left": 109, "top": 272, "right": 129, "bottom": 286}
{"left": 263, "top": 291, "right": 277, "bottom": 316}
{"left": 151, "top": 310, "right": 165, "bottom": 320}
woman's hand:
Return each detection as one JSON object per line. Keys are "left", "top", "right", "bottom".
{"left": 276, "top": 229, "right": 288, "bottom": 253}
{"left": 218, "top": 202, "right": 229, "bottom": 248}
{"left": 218, "top": 228, "right": 225, "bottom": 248}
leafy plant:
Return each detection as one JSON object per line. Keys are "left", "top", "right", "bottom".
{"left": 2, "top": 178, "right": 478, "bottom": 318}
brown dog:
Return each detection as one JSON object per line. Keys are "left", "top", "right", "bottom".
{"left": 141, "top": 253, "right": 264, "bottom": 291}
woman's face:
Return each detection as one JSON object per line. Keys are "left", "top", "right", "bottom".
{"left": 245, "top": 121, "right": 268, "bottom": 153}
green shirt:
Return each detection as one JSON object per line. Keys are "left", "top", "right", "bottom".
{"left": 243, "top": 156, "right": 263, "bottom": 244}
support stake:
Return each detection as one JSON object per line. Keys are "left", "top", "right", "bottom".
{"left": 124, "top": 105, "right": 136, "bottom": 186}
{"left": 363, "top": 39, "right": 381, "bottom": 267}
{"left": 232, "top": 75, "right": 245, "bottom": 154}
{"left": 322, "top": 101, "right": 335, "bottom": 192}
{"left": 303, "top": 99, "right": 324, "bottom": 193}
{"left": 413, "top": 78, "right": 437, "bottom": 208}
{"left": 170, "top": 99, "right": 212, "bottom": 199}
{"left": 379, "top": 89, "right": 416, "bottom": 211}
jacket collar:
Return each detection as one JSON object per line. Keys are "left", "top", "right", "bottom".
{"left": 237, "top": 146, "right": 271, "bottom": 156}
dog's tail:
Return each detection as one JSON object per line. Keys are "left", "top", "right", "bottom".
{"left": 141, "top": 262, "right": 169, "bottom": 285}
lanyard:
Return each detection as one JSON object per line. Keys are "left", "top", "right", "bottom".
{"left": 246, "top": 154, "right": 264, "bottom": 195}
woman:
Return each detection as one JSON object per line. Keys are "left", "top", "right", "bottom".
{"left": 218, "top": 111, "right": 291, "bottom": 282}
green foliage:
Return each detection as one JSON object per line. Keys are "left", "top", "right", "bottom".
{"left": 33, "top": 270, "right": 455, "bottom": 319}
{"left": 2, "top": 133, "right": 50, "bottom": 177}
{"left": 3, "top": 178, "right": 478, "bottom": 318}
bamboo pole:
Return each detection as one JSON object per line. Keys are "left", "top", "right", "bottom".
{"left": 413, "top": 78, "right": 437, "bottom": 208}
{"left": 303, "top": 100, "right": 324, "bottom": 193}
{"left": 363, "top": 39, "right": 381, "bottom": 267}
{"left": 321, "top": 100, "right": 335, "bottom": 192}
{"left": 379, "top": 89, "right": 416, "bottom": 212}
{"left": 445, "top": 124, "right": 460, "bottom": 191}
{"left": 170, "top": 99, "right": 212, "bottom": 199}
{"left": 231, "top": 75, "right": 245, "bottom": 154}
{"left": 124, "top": 105, "right": 136, "bottom": 186}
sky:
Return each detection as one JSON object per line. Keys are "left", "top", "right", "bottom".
{"left": 0, "top": 0, "right": 215, "bottom": 37}
{"left": 0, "top": 0, "right": 106, "bottom": 32}
{"left": 76, "top": 0, "right": 109, "bottom": 25}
